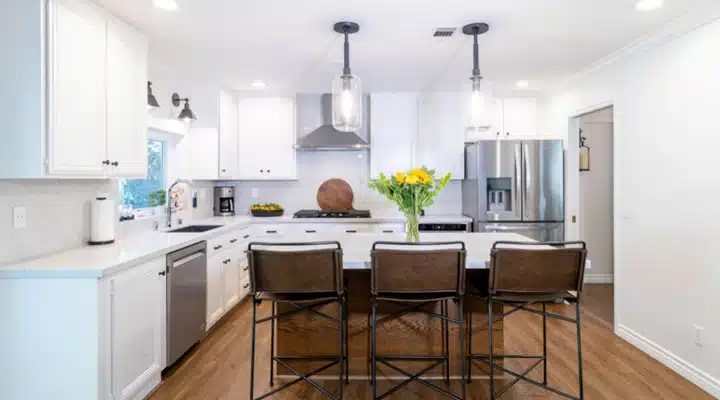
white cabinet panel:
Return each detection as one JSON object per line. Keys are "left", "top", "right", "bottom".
{"left": 106, "top": 16, "right": 148, "bottom": 178}
{"left": 218, "top": 91, "right": 239, "bottom": 178}
{"left": 417, "top": 93, "right": 466, "bottom": 179}
{"left": 370, "top": 93, "right": 417, "bottom": 179}
{"left": 223, "top": 254, "right": 240, "bottom": 310}
{"left": 502, "top": 98, "right": 538, "bottom": 139}
{"left": 468, "top": 99, "right": 504, "bottom": 141}
{"left": 49, "top": 0, "right": 107, "bottom": 175}
{"left": 109, "top": 257, "right": 164, "bottom": 400}
{"left": 177, "top": 127, "right": 219, "bottom": 180}
{"left": 206, "top": 254, "right": 225, "bottom": 330}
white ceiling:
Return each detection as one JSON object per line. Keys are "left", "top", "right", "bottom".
{"left": 96, "top": 0, "right": 709, "bottom": 94}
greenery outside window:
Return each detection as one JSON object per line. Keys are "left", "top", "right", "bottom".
{"left": 120, "top": 139, "right": 167, "bottom": 210}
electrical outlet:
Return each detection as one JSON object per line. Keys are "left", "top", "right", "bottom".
{"left": 251, "top": 188, "right": 259, "bottom": 199}
{"left": 693, "top": 324, "right": 704, "bottom": 347}
{"left": 13, "top": 206, "right": 27, "bottom": 229}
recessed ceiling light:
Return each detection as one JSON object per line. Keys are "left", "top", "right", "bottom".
{"left": 636, "top": 0, "right": 663, "bottom": 11}
{"left": 516, "top": 80, "right": 530, "bottom": 88}
{"left": 153, "top": 0, "right": 178, "bottom": 11}
{"left": 251, "top": 80, "right": 267, "bottom": 88}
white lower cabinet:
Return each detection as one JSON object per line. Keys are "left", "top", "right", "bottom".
{"left": 206, "top": 253, "right": 226, "bottom": 330}
{"left": 207, "top": 232, "right": 252, "bottom": 331}
{"left": 224, "top": 253, "right": 241, "bottom": 310}
{"left": 108, "top": 257, "right": 165, "bottom": 400}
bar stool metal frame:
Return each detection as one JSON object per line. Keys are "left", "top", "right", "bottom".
{"left": 467, "top": 241, "right": 587, "bottom": 400}
{"left": 370, "top": 241, "right": 467, "bottom": 400}
{"left": 247, "top": 241, "right": 349, "bottom": 400}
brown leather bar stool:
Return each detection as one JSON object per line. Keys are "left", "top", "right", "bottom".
{"left": 247, "top": 241, "right": 348, "bottom": 400}
{"left": 370, "top": 241, "right": 467, "bottom": 400}
{"left": 466, "top": 241, "right": 587, "bottom": 400}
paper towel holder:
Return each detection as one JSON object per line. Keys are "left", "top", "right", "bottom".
{"left": 89, "top": 195, "right": 116, "bottom": 246}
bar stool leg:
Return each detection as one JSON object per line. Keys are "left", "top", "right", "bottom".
{"left": 270, "top": 301, "right": 275, "bottom": 387}
{"left": 576, "top": 300, "right": 585, "bottom": 399}
{"left": 488, "top": 296, "right": 494, "bottom": 400}
{"left": 250, "top": 298, "right": 257, "bottom": 400}
{"left": 442, "top": 299, "right": 450, "bottom": 384}
{"left": 338, "top": 299, "right": 344, "bottom": 399}
{"left": 458, "top": 298, "right": 466, "bottom": 400}
{"left": 467, "top": 309, "right": 472, "bottom": 384}
{"left": 542, "top": 301, "right": 547, "bottom": 385}
{"left": 344, "top": 294, "right": 349, "bottom": 384}
{"left": 371, "top": 299, "right": 377, "bottom": 399}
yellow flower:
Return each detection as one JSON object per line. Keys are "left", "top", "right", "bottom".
{"left": 395, "top": 172, "right": 405, "bottom": 184}
{"left": 405, "top": 174, "right": 419, "bottom": 184}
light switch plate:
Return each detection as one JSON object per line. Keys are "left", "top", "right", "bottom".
{"left": 13, "top": 206, "right": 27, "bottom": 229}
{"left": 251, "top": 188, "right": 259, "bottom": 198}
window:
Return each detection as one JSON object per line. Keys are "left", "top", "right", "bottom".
{"left": 120, "top": 139, "right": 167, "bottom": 209}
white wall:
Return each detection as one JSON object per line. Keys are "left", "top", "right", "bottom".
{"left": 579, "top": 108, "right": 614, "bottom": 282}
{"left": 550, "top": 8, "right": 720, "bottom": 396}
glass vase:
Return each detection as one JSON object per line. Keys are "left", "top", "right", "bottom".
{"left": 405, "top": 212, "right": 420, "bottom": 243}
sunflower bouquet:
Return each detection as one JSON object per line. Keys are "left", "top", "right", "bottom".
{"left": 369, "top": 167, "right": 451, "bottom": 242}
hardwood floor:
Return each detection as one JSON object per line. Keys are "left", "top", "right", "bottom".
{"left": 149, "top": 284, "right": 712, "bottom": 400}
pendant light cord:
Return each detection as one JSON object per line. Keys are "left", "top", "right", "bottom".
{"left": 472, "top": 28, "right": 480, "bottom": 77}
{"left": 343, "top": 30, "right": 351, "bottom": 76}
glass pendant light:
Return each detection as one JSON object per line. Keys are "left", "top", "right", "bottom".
{"left": 332, "top": 22, "right": 362, "bottom": 132}
{"left": 463, "top": 23, "right": 491, "bottom": 132}
{"left": 172, "top": 93, "right": 197, "bottom": 122}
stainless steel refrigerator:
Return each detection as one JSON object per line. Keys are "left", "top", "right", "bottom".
{"left": 462, "top": 140, "right": 565, "bottom": 241}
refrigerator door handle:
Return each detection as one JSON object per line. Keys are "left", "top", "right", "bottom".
{"left": 514, "top": 144, "right": 522, "bottom": 217}
{"left": 483, "top": 224, "right": 546, "bottom": 232}
{"left": 523, "top": 143, "right": 530, "bottom": 215}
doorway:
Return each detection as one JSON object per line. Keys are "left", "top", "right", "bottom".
{"left": 576, "top": 106, "right": 615, "bottom": 327}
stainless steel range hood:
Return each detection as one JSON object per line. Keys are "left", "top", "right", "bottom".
{"left": 295, "top": 94, "right": 369, "bottom": 151}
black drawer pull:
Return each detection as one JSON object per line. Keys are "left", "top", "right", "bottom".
{"left": 382, "top": 230, "right": 394, "bottom": 233}
{"left": 243, "top": 266, "right": 249, "bottom": 271}
{"left": 243, "top": 284, "right": 250, "bottom": 289}
{"left": 213, "top": 245, "right": 222, "bottom": 250}
{"left": 243, "top": 234, "right": 250, "bottom": 239}
{"left": 266, "top": 230, "right": 277, "bottom": 234}
{"left": 305, "top": 230, "right": 316, "bottom": 233}
{"left": 230, "top": 239, "right": 238, "bottom": 243}
{"left": 345, "top": 230, "right": 357, "bottom": 233}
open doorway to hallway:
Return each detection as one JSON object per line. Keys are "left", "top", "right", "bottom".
{"left": 577, "top": 106, "right": 614, "bottom": 328}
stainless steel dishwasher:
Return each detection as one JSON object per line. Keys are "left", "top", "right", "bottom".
{"left": 166, "top": 241, "right": 207, "bottom": 367}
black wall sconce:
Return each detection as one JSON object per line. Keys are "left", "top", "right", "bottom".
{"left": 579, "top": 129, "right": 590, "bottom": 171}
{"left": 147, "top": 81, "right": 160, "bottom": 109}
{"left": 172, "top": 93, "right": 197, "bottom": 121}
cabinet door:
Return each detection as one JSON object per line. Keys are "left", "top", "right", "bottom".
{"left": 218, "top": 91, "right": 239, "bottom": 178}
{"left": 49, "top": 0, "right": 107, "bottom": 175}
{"left": 370, "top": 93, "right": 416, "bottom": 179}
{"left": 417, "top": 93, "right": 465, "bottom": 179}
{"left": 502, "top": 98, "right": 537, "bottom": 139}
{"left": 106, "top": 16, "right": 148, "bottom": 178}
{"left": 110, "top": 257, "right": 165, "bottom": 400}
{"left": 223, "top": 255, "right": 241, "bottom": 311}
{"left": 468, "top": 99, "right": 503, "bottom": 141}
{"left": 206, "top": 254, "right": 225, "bottom": 330}
{"left": 237, "top": 97, "right": 296, "bottom": 180}
{"left": 177, "top": 127, "right": 219, "bottom": 180}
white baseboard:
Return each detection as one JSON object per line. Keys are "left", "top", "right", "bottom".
{"left": 584, "top": 273, "right": 613, "bottom": 284}
{"left": 617, "top": 324, "right": 720, "bottom": 398}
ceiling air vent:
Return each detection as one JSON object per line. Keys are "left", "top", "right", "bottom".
{"left": 433, "top": 28, "right": 456, "bottom": 37}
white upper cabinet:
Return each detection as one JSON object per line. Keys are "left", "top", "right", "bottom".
{"left": 417, "top": 93, "right": 466, "bottom": 179}
{"left": 0, "top": 0, "right": 149, "bottom": 178}
{"left": 218, "top": 91, "right": 239, "bottom": 178}
{"left": 237, "top": 97, "right": 296, "bottom": 180}
{"left": 467, "top": 99, "right": 504, "bottom": 141}
{"left": 109, "top": 257, "right": 165, "bottom": 400}
{"left": 177, "top": 127, "right": 219, "bottom": 180}
{"left": 106, "top": 16, "right": 149, "bottom": 178}
{"left": 370, "top": 93, "right": 417, "bottom": 179}
{"left": 501, "top": 98, "right": 538, "bottom": 139}
{"left": 49, "top": 0, "right": 108, "bottom": 176}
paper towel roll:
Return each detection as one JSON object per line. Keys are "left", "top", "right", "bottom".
{"left": 90, "top": 195, "right": 116, "bottom": 245}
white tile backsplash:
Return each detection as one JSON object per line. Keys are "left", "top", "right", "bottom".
{"left": 226, "top": 152, "right": 462, "bottom": 216}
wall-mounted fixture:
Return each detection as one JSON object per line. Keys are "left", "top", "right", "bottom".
{"left": 580, "top": 129, "right": 590, "bottom": 171}
{"left": 172, "top": 93, "right": 197, "bottom": 122}
{"left": 463, "top": 22, "right": 491, "bottom": 132}
{"left": 147, "top": 81, "right": 160, "bottom": 110}
{"left": 331, "top": 21, "right": 362, "bottom": 133}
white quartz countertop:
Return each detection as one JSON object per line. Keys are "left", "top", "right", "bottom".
{"left": 238, "top": 213, "right": 473, "bottom": 224}
{"left": 0, "top": 214, "right": 485, "bottom": 280}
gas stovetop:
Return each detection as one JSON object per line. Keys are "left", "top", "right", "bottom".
{"left": 293, "top": 209, "right": 372, "bottom": 219}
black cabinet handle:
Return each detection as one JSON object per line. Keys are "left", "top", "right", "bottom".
{"left": 111, "top": 161, "right": 119, "bottom": 166}
{"left": 382, "top": 230, "right": 393, "bottom": 233}
{"left": 159, "top": 270, "right": 166, "bottom": 276}
{"left": 243, "top": 266, "right": 249, "bottom": 271}
{"left": 221, "top": 169, "right": 226, "bottom": 172}
{"left": 260, "top": 169, "right": 264, "bottom": 173}
{"left": 243, "top": 283, "right": 250, "bottom": 289}
{"left": 267, "top": 170, "right": 271, "bottom": 173}
{"left": 102, "top": 160, "right": 110, "bottom": 165}
{"left": 346, "top": 230, "right": 357, "bottom": 233}
{"left": 243, "top": 234, "right": 250, "bottom": 239}
{"left": 223, "top": 259, "right": 231, "bottom": 264}
{"left": 266, "top": 230, "right": 277, "bottom": 234}
{"left": 213, "top": 245, "right": 223, "bottom": 250}
{"left": 496, "top": 132, "right": 500, "bottom": 136}
{"left": 505, "top": 132, "right": 510, "bottom": 136}
{"left": 305, "top": 230, "right": 316, "bottom": 233}
{"left": 230, "top": 239, "right": 238, "bottom": 243}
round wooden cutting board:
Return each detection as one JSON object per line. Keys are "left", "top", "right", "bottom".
{"left": 317, "top": 178, "right": 354, "bottom": 211}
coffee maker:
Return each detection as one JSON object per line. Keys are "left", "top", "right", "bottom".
{"left": 214, "top": 186, "right": 235, "bottom": 217}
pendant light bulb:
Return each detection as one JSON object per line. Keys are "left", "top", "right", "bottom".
{"left": 332, "top": 22, "right": 362, "bottom": 132}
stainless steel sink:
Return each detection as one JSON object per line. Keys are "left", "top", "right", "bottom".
{"left": 167, "top": 225, "right": 223, "bottom": 233}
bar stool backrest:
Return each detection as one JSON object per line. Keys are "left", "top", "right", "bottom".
{"left": 371, "top": 242, "right": 466, "bottom": 296}
{"left": 247, "top": 242, "right": 344, "bottom": 295}
{"left": 489, "top": 241, "right": 587, "bottom": 294}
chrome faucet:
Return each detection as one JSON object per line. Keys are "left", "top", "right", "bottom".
{"left": 166, "top": 179, "right": 191, "bottom": 228}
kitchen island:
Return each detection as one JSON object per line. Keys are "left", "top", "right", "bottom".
{"left": 252, "top": 232, "right": 543, "bottom": 380}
